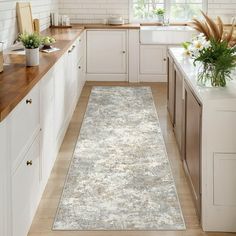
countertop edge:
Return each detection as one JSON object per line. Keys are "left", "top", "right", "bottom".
{"left": 0, "top": 28, "right": 84, "bottom": 122}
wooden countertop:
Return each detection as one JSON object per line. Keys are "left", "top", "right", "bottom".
{"left": 0, "top": 28, "right": 84, "bottom": 122}
{"left": 72, "top": 23, "right": 140, "bottom": 29}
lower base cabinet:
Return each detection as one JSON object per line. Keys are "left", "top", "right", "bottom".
{"left": 0, "top": 33, "right": 86, "bottom": 236}
{"left": 12, "top": 135, "right": 41, "bottom": 236}
{"left": 168, "top": 53, "right": 202, "bottom": 220}
{"left": 184, "top": 83, "right": 202, "bottom": 218}
{"left": 139, "top": 45, "right": 167, "bottom": 82}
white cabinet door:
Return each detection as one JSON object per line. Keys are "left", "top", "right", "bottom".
{"left": 0, "top": 120, "right": 11, "bottom": 236}
{"left": 40, "top": 70, "right": 55, "bottom": 185}
{"left": 65, "top": 43, "right": 78, "bottom": 117}
{"left": 140, "top": 45, "right": 167, "bottom": 74}
{"left": 10, "top": 84, "right": 40, "bottom": 172}
{"left": 140, "top": 45, "right": 167, "bottom": 82}
{"left": 12, "top": 135, "right": 41, "bottom": 236}
{"left": 87, "top": 30, "right": 127, "bottom": 74}
{"left": 54, "top": 56, "right": 67, "bottom": 142}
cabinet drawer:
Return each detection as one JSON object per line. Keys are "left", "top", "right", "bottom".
{"left": 12, "top": 135, "right": 41, "bottom": 236}
{"left": 10, "top": 85, "right": 40, "bottom": 171}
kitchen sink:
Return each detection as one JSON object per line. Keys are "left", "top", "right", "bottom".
{"left": 140, "top": 25, "right": 196, "bottom": 45}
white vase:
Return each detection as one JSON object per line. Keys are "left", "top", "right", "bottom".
{"left": 25, "top": 48, "right": 39, "bottom": 67}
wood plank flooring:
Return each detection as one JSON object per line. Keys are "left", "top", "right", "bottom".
{"left": 28, "top": 82, "right": 235, "bottom": 236}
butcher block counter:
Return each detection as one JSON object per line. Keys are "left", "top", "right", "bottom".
{"left": 0, "top": 27, "right": 84, "bottom": 122}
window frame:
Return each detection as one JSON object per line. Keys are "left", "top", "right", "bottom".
{"left": 129, "top": 0, "right": 208, "bottom": 23}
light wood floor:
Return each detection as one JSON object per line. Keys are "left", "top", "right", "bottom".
{"left": 28, "top": 82, "right": 235, "bottom": 236}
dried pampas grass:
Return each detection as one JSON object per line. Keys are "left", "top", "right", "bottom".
{"left": 191, "top": 11, "right": 236, "bottom": 47}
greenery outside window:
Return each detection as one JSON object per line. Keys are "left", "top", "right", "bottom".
{"left": 130, "top": 0, "right": 206, "bottom": 22}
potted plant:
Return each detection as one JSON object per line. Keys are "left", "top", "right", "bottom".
{"left": 183, "top": 12, "right": 236, "bottom": 87}
{"left": 153, "top": 8, "right": 165, "bottom": 23}
{"left": 19, "top": 33, "right": 42, "bottom": 66}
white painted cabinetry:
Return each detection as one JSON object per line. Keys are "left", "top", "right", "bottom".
{"left": 139, "top": 45, "right": 167, "bottom": 82}
{"left": 12, "top": 135, "right": 41, "bottom": 236}
{"left": 40, "top": 69, "right": 55, "bottom": 186}
{"left": 9, "top": 85, "right": 40, "bottom": 173}
{"left": 86, "top": 30, "right": 128, "bottom": 81}
{"left": 0, "top": 32, "right": 86, "bottom": 236}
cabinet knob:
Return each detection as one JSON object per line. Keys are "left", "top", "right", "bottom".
{"left": 68, "top": 45, "right": 76, "bottom": 53}
{"left": 26, "top": 160, "right": 33, "bottom": 166}
{"left": 163, "top": 58, "right": 167, "bottom": 61}
{"left": 26, "top": 99, "right": 32, "bottom": 104}
{"left": 122, "top": 51, "right": 126, "bottom": 54}
{"left": 78, "top": 66, "right": 81, "bottom": 69}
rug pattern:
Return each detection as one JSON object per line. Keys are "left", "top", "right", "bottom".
{"left": 53, "top": 86, "right": 185, "bottom": 230}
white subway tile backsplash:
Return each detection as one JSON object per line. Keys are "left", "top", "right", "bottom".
{"left": 59, "top": 0, "right": 236, "bottom": 24}
{"left": 0, "top": 0, "right": 235, "bottom": 47}
{"left": 0, "top": 0, "right": 58, "bottom": 48}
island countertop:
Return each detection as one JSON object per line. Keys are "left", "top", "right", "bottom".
{"left": 168, "top": 47, "right": 236, "bottom": 104}
{"left": 0, "top": 27, "right": 84, "bottom": 122}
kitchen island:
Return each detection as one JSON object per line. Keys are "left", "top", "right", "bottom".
{"left": 168, "top": 47, "right": 236, "bottom": 232}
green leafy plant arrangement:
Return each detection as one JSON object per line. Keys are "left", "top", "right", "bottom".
{"left": 182, "top": 12, "right": 236, "bottom": 87}
{"left": 19, "top": 33, "right": 42, "bottom": 49}
{"left": 194, "top": 39, "right": 236, "bottom": 87}
{"left": 153, "top": 8, "right": 165, "bottom": 16}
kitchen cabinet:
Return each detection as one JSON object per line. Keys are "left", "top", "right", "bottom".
{"left": 0, "top": 120, "right": 11, "bottom": 236}
{"left": 12, "top": 135, "right": 41, "bottom": 236}
{"left": 65, "top": 43, "right": 79, "bottom": 117}
{"left": 54, "top": 55, "right": 67, "bottom": 146}
{"left": 40, "top": 69, "right": 55, "bottom": 185}
{"left": 0, "top": 31, "right": 86, "bottom": 236}
{"left": 184, "top": 82, "right": 202, "bottom": 218}
{"left": 169, "top": 47, "right": 236, "bottom": 232}
{"left": 174, "top": 65, "right": 184, "bottom": 156}
{"left": 9, "top": 84, "right": 40, "bottom": 173}
{"left": 167, "top": 53, "right": 175, "bottom": 125}
{"left": 86, "top": 30, "right": 127, "bottom": 81}
{"left": 139, "top": 45, "right": 167, "bottom": 82}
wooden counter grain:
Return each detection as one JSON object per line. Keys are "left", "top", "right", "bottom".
{"left": 72, "top": 23, "right": 140, "bottom": 29}
{"left": 0, "top": 28, "right": 84, "bottom": 122}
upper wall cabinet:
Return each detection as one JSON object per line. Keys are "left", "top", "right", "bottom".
{"left": 86, "top": 30, "right": 127, "bottom": 81}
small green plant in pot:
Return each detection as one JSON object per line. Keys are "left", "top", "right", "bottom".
{"left": 153, "top": 8, "right": 165, "bottom": 23}
{"left": 19, "top": 33, "right": 42, "bottom": 66}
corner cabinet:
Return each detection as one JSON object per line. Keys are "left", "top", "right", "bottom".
{"left": 0, "top": 31, "right": 85, "bottom": 236}
{"left": 86, "top": 30, "right": 128, "bottom": 81}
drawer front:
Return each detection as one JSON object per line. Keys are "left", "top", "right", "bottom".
{"left": 12, "top": 135, "right": 41, "bottom": 236}
{"left": 10, "top": 85, "right": 40, "bottom": 171}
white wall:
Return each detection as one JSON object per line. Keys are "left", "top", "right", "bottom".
{"left": 0, "top": 0, "right": 58, "bottom": 48}
{"left": 59, "top": 0, "right": 236, "bottom": 24}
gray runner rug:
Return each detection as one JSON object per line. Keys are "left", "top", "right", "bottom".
{"left": 53, "top": 86, "right": 186, "bottom": 230}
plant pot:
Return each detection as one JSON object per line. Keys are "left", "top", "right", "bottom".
{"left": 25, "top": 48, "right": 39, "bottom": 67}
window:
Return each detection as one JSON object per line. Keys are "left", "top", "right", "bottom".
{"left": 130, "top": 0, "right": 206, "bottom": 22}
{"left": 132, "top": 0, "right": 164, "bottom": 20}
